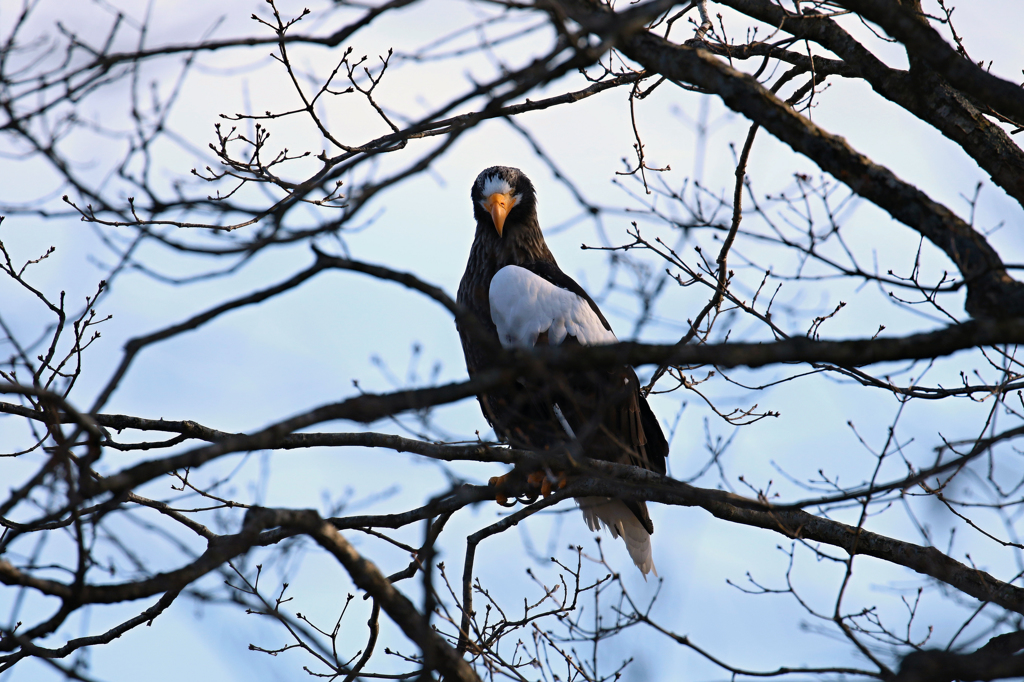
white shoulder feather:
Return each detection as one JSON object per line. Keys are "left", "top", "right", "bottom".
{"left": 489, "top": 265, "right": 616, "bottom": 348}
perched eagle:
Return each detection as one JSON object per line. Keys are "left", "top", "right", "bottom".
{"left": 456, "top": 166, "right": 669, "bottom": 576}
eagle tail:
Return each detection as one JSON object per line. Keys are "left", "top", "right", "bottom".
{"left": 577, "top": 497, "right": 657, "bottom": 579}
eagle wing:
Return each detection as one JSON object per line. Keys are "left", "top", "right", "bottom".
{"left": 490, "top": 265, "right": 617, "bottom": 348}
{"left": 487, "top": 263, "right": 665, "bottom": 577}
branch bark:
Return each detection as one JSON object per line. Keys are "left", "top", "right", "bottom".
{"left": 244, "top": 507, "right": 482, "bottom": 682}
{"left": 713, "top": 0, "right": 1024, "bottom": 210}
{"left": 838, "top": 0, "right": 1024, "bottom": 125}
{"left": 548, "top": 465, "right": 1024, "bottom": 616}
{"left": 564, "top": 0, "right": 1024, "bottom": 317}
{"left": 897, "top": 630, "right": 1024, "bottom": 682}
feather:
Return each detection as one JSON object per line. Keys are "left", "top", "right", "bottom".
{"left": 489, "top": 265, "right": 617, "bottom": 348}
{"left": 577, "top": 497, "right": 657, "bottom": 578}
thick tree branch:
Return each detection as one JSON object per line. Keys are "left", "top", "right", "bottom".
{"left": 0, "top": 589, "right": 181, "bottom": 668}
{"left": 92, "top": 369, "right": 514, "bottom": 497}
{"left": 839, "top": 0, "right": 1024, "bottom": 125}
{"left": 535, "top": 465, "right": 1024, "bottom": 616}
{"left": 532, "top": 318, "right": 1024, "bottom": 373}
{"left": 3, "top": 318, "right": 1023, "bottom": 503}
{"left": 897, "top": 630, "right": 1024, "bottom": 682}
{"left": 0, "top": 525, "right": 292, "bottom": 618}
{"left": 244, "top": 507, "right": 482, "bottom": 682}
{"left": 714, "top": 0, "right": 1024, "bottom": 209}
{"left": 565, "top": 0, "right": 1024, "bottom": 317}
{"left": 1, "top": 507, "right": 483, "bottom": 681}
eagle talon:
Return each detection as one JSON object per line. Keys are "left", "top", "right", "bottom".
{"left": 542, "top": 471, "right": 569, "bottom": 496}
{"left": 525, "top": 469, "right": 567, "bottom": 498}
{"left": 526, "top": 471, "right": 546, "bottom": 488}
{"left": 489, "top": 473, "right": 516, "bottom": 506}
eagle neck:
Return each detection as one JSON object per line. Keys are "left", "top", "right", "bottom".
{"left": 492, "top": 215, "right": 555, "bottom": 270}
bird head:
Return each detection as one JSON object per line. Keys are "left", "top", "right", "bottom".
{"left": 471, "top": 166, "right": 536, "bottom": 238}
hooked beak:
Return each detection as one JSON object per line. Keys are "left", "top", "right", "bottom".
{"left": 483, "top": 192, "right": 516, "bottom": 237}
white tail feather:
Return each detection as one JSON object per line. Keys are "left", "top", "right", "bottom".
{"left": 577, "top": 497, "right": 657, "bottom": 578}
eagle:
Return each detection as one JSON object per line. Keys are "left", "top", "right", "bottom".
{"left": 456, "top": 166, "right": 669, "bottom": 577}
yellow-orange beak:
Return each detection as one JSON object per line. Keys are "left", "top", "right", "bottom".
{"left": 484, "top": 192, "right": 516, "bottom": 237}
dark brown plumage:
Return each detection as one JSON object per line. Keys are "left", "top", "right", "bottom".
{"left": 456, "top": 166, "right": 668, "bottom": 575}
